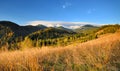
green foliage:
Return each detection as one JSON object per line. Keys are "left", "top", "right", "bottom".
{"left": 74, "top": 24, "right": 98, "bottom": 33}
{"left": 0, "top": 21, "right": 120, "bottom": 50}
{"left": 96, "top": 24, "right": 120, "bottom": 35}
{"left": 13, "top": 24, "right": 120, "bottom": 48}
{"left": 27, "top": 27, "right": 75, "bottom": 40}
{"left": 20, "top": 37, "right": 34, "bottom": 49}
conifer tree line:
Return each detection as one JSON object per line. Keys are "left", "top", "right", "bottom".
{"left": 0, "top": 24, "right": 120, "bottom": 50}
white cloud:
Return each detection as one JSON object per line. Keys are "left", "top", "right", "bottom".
{"left": 27, "top": 20, "right": 95, "bottom": 29}
{"left": 27, "top": 21, "right": 55, "bottom": 27}
{"left": 69, "top": 25, "right": 81, "bottom": 29}
{"left": 56, "top": 24, "right": 62, "bottom": 27}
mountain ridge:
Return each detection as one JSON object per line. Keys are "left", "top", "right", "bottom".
{"left": 0, "top": 20, "right": 120, "bottom": 49}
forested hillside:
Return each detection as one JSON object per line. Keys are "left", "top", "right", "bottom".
{"left": 0, "top": 21, "right": 120, "bottom": 71}
{"left": 0, "top": 21, "right": 47, "bottom": 49}
{"left": 0, "top": 29, "right": 120, "bottom": 71}
{"left": 0, "top": 21, "right": 120, "bottom": 50}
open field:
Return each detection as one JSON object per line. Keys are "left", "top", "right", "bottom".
{"left": 0, "top": 32, "right": 120, "bottom": 71}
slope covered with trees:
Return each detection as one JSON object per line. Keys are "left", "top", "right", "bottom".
{"left": 0, "top": 30, "right": 120, "bottom": 71}
{"left": 0, "top": 21, "right": 120, "bottom": 71}
{"left": 21, "top": 27, "right": 76, "bottom": 48}
{"left": 74, "top": 24, "right": 98, "bottom": 33}
{"left": 0, "top": 21, "right": 47, "bottom": 49}
{"left": 0, "top": 21, "right": 47, "bottom": 37}
{"left": 0, "top": 21, "right": 120, "bottom": 50}
{"left": 21, "top": 24, "right": 120, "bottom": 48}
{"left": 27, "top": 27, "right": 76, "bottom": 40}
{"left": 96, "top": 24, "right": 120, "bottom": 35}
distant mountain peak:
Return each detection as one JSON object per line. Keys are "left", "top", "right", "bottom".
{"left": 56, "top": 26, "right": 76, "bottom": 33}
{"left": 82, "top": 24, "right": 95, "bottom": 27}
{"left": 0, "top": 21, "right": 19, "bottom": 27}
{"left": 36, "top": 24, "right": 47, "bottom": 27}
{"left": 57, "top": 26, "right": 65, "bottom": 28}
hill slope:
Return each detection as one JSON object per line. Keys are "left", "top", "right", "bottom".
{"left": 27, "top": 27, "right": 76, "bottom": 40}
{"left": 0, "top": 21, "right": 28, "bottom": 37}
{"left": 56, "top": 26, "right": 75, "bottom": 33}
{"left": 96, "top": 24, "right": 120, "bottom": 35}
{"left": 0, "top": 21, "right": 47, "bottom": 37}
{"left": 0, "top": 31, "right": 120, "bottom": 71}
{"left": 0, "top": 21, "right": 47, "bottom": 49}
{"left": 1, "top": 22, "right": 120, "bottom": 49}
{"left": 74, "top": 24, "right": 98, "bottom": 33}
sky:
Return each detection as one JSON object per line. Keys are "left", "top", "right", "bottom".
{"left": 0, "top": 0, "right": 120, "bottom": 28}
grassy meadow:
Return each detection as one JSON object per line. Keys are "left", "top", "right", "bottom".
{"left": 0, "top": 32, "right": 120, "bottom": 71}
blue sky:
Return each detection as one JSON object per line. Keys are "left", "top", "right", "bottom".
{"left": 0, "top": 0, "right": 120, "bottom": 27}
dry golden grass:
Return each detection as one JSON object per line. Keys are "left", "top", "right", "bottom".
{"left": 0, "top": 32, "right": 120, "bottom": 71}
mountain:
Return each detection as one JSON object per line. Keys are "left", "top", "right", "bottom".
{"left": 82, "top": 24, "right": 95, "bottom": 27}
{"left": 0, "top": 21, "right": 47, "bottom": 37}
{"left": 76, "top": 24, "right": 97, "bottom": 30}
{"left": 0, "top": 21, "right": 47, "bottom": 48}
{"left": 27, "top": 27, "right": 76, "bottom": 40}
{"left": 1, "top": 21, "right": 120, "bottom": 50}
{"left": 22, "top": 24, "right": 47, "bottom": 36}
{"left": 0, "top": 24, "right": 14, "bottom": 47}
{"left": 0, "top": 21, "right": 28, "bottom": 37}
{"left": 36, "top": 24, "right": 47, "bottom": 28}
{"left": 0, "top": 29, "right": 120, "bottom": 71}
{"left": 0, "top": 21, "right": 20, "bottom": 28}
{"left": 74, "top": 24, "right": 98, "bottom": 33}
{"left": 56, "top": 26, "right": 75, "bottom": 33}
{"left": 96, "top": 24, "right": 120, "bottom": 35}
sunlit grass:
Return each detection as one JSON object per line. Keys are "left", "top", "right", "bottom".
{"left": 0, "top": 33, "right": 120, "bottom": 71}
